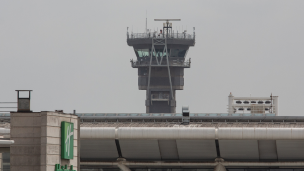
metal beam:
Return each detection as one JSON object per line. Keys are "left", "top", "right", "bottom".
{"left": 146, "top": 39, "right": 154, "bottom": 101}
{"left": 115, "top": 140, "right": 123, "bottom": 158}
{"left": 215, "top": 140, "right": 221, "bottom": 157}
{"left": 165, "top": 38, "right": 174, "bottom": 100}
{"left": 81, "top": 161, "right": 304, "bottom": 167}
{"left": 117, "top": 163, "right": 131, "bottom": 171}
{"left": 0, "top": 140, "right": 13, "bottom": 145}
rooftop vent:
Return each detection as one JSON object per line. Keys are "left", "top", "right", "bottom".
{"left": 16, "top": 90, "right": 32, "bottom": 112}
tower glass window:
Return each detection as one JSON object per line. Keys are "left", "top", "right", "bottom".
{"left": 170, "top": 49, "right": 188, "bottom": 57}
{"left": 135, "top": 49, "right": 150, "bottom": 57}
{"left": 152, "top": 49, "right": 168, "bottom": 57}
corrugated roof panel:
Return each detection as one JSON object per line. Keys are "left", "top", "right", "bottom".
{"left": 119, "top": 139, "right": 161, "bottom": 160}
{"left": 158, "top": 140, "right": 179, "bottom": 160}
{"left": 276, "top": 140, "right": 304, "bottom": 160}
{"left": 80, "top": 139, "right": 118, "bottom": 160}
{"left": 176, "top": 140, "right": 217, "bottom": 160}
{"left": 219, "top": 140, "right": 259, "bottom": 160}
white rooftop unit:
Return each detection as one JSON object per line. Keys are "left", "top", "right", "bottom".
{"left": 227, "top": 93, "right": 279, "bottom": 116}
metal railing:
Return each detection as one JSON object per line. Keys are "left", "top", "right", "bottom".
{"left": 0, "top": 102, "right": 17, "bottom": 113}
{"left": 131, "top": 59, "right": 191, "bottom": 68}
{"left": 128, "top": 32, "right": 194, "bottom": 40}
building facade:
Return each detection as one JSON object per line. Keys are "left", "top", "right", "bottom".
{"left": 1, "top": 112, "right": 304, "bottom": 171}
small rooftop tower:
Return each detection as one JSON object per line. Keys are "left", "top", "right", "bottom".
{"left": 228, "top": 93, "right": 279, "bottom": 115}
{"left": 127, "top": 19, "right": 195, "bottom": 113}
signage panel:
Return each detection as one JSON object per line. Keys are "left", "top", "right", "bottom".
{"left": 61, "top": 121, "right": 74, "bottom": 159}
{"left": 55, "top": 164, "right": 75, "bottom": 171}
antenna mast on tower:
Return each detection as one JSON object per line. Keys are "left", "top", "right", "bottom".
{"left": 154, "top": 19, "right": 181, "bottom": 36}
{"left": 145, "top": 11, "right": 147, "bottom": 33}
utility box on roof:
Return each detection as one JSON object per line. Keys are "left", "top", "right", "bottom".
{"left": 16, "top": 90, "right": 32, "bottom": 112}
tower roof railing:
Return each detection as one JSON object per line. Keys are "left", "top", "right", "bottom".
{"left": 131, "top": 58, "right": 191, "bottom": 68}
{"left": 128, "top": 32, "right": 194, "bottom": 40}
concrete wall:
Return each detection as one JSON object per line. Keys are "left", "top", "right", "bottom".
{"left": 10, "top": 111, "right": 79, "bottom": 171}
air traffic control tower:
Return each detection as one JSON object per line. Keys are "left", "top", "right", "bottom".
{"left": 127, "top": 19, "right": 195, "bottom": 113}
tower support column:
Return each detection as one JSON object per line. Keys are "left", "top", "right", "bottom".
{"left": 214, "top": 158, "right": 226, "bottom": 171}
{"left": 214, "top": 163, "right": 226, "bottom": 171}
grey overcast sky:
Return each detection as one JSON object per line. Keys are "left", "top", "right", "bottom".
{"left": 0, "top": 1, "right": 303, "bottom": 115}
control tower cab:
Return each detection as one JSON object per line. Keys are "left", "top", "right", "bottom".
{"left": 127, "top": 19, "right": 195, "bottom": 113}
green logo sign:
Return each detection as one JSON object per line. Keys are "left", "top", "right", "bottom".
{"left": 61, "top": 121, "right": 74, "bottom": 159}
{"left": 55, "top": 164, "right": 75, "bottom": 171}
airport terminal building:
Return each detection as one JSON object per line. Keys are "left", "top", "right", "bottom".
{"left": 2, "top": 105, "right": 304, "bottom": 171}
{"left": 0, "top": 21, "right": 303, "bottom": 171}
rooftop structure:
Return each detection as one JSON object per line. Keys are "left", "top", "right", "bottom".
{"left": 127, "top": 19, "right": 195, "bottom": 113}
{"left": 228, "top": 93, "right": 279, "bottom": 115}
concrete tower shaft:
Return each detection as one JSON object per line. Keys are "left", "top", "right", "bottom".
{"left": 127, "top": 29, "right": 195, "bottom": 113}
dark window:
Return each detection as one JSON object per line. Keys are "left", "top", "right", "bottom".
{"left": 183, "top": 112, "right": 189, "bottom": 116}
{"left": 170, "top": 49, "right": 179, "bottom": 57}
{"left": 178, "top": 49, "right": 187, "bottom": 57}
{"left": 170, "top": 49, "right": 187, "bottom": 57}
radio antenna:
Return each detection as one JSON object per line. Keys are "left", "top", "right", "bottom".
{"left": 145, "top": 11, "right": 147, "bottom": 33}
{"left": 154, "top": 19, "right": 181, "bottom": 35}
